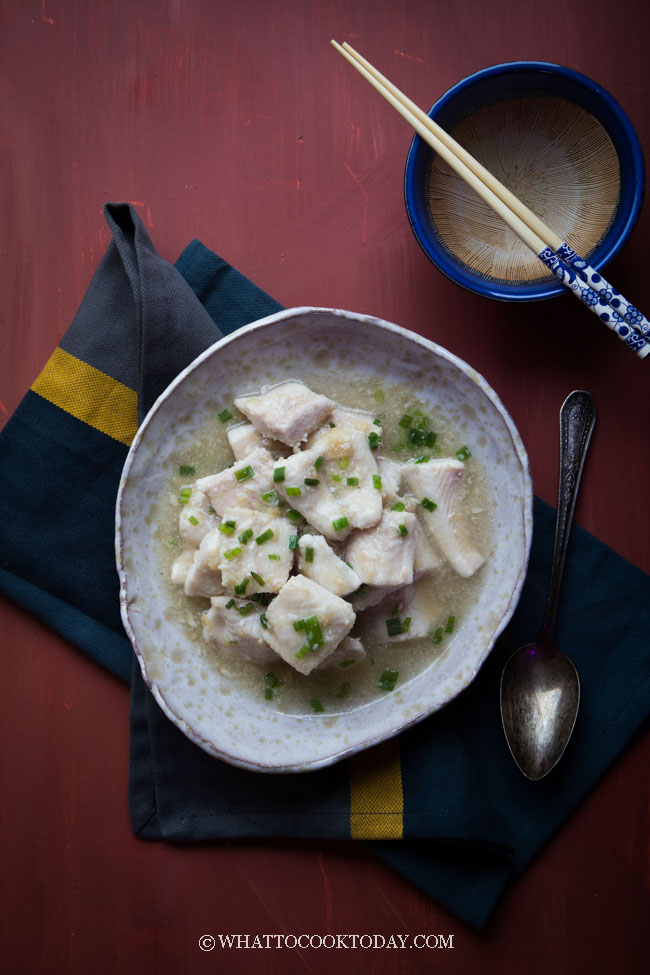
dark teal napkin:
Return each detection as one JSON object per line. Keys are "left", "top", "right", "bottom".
{"left": 1, "top": 204, "right": 649, "bottom": 931}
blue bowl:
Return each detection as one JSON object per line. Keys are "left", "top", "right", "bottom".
{"left": 404, "top": 61, "right": 645, "bottom": 301}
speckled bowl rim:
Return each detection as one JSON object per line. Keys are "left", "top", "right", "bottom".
{"left": 116, "top": 307, "right": 534, "bottom": 773}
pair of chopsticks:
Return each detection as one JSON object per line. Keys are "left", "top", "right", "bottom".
{"left": 331, "top": 41, "right": 650, "bottom": 359}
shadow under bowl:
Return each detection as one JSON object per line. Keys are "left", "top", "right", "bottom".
{"left": 404, "top": 61, "right": 645, "bottom": 301}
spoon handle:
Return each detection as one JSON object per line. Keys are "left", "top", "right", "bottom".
{"left": 540, "top": 390, "right": 596, "bottom": 641}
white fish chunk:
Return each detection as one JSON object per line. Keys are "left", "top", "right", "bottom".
{"left": 413, "top": 519, "right": 441, "bottom": 579}
{"left": 358, "top": 580, "right": 445, "bottom": 645}
{"left": 351, "top": 581, "right": 407, "bottom": 612}
{"left": 183, "top": 528, "right": 225, "bottom": 598}
{"left": 202, "top": 596, "right": 279, "bottom": 665}
{"left": 265, "top": 574, "right": 356, "bottom": 675}
{"left": 217, "top": 507, "right": 294, "bottom": 595}
{"left": 316, "top": 635, "right": 366, "bottom": 671}
{"left": 308, "top": 405, "right": 380, "bottom": 449}
{"left": 227, "top": 422, "right": 290, "bottom": 462}
{"left": 297, "top": 533, "right": 361, "bottom": 596}
{"left": 345, "top": 510, "right": 416, "bottom": 587}
{"left": 178, "top": 487, "right": 219, "bottom": 547}
{"left": 275, "top": 428, "right": 382, "bottom": 540}
{"left": 234, "top": 381, "right": 333, "bottom": 448}
{"left": 375, "top": 456, "right": 406, "bottom": 506}
{"left": 196, "top": 446, "right": 275, "bottom": 516}
{"left": 170, "top": 549, "right": 195, "bottom": 586}
{"left": 401, "top": 458, "right": 484, "bottom": 577}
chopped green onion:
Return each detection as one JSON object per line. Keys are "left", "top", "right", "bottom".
{"left": 314, "top": 455, "right": 325, "bottom": 470}
{"left": 234, "top": 465, "right": 254, "bottom": 482}
{"left": 179, "top": 487, "right": 192, "bottom": 504}
{"left": 273, "top": 466, "right": 285, "bottom": 483}
{"left": 208, "top": 505, "right": 216, "bottom": 514}
{"left": 399, "top": 414, "right": 413, "bottom": 428}
{"left": 338, "top": 457, "right": 350, "bottom": 470}
{"left": 218, "top": 520, "right": 237, "bottom": 536}
{"left": 228, "top": 639, "right": 238, "bottom": 645}
{"left": 268, "top": 553, "right": 281, "bottom": 560}
{"left": 386, "top": 617, "right": 404, "bottom": 637}
{"left": 368, "top": 431, "right": 380, "bottom": 450}
{"left": 188, "top": 515, "right": 199, "bottom": 526}
{"left": 286, "top": 486, "right": 302, "bottom": 496}
{"left": 295, "top": 646, "right": 310, "bottom": 659}
{"left": 332, "top": 516, "right": 349, "bottom": 531}
{"left": 260, "top": 613, "right": 268, "bottom": 629}
{"left": 238, "top": 527, "right": 253, "bottom": 544}
{"left": 223, "top": 547, "right": 242, "bottom": 560}
{"left": 378, "top": 669, "right": 399, "bottom": 691}
{"left": 328, "top": 421, "right": 336, "bottom": 428}
{"left": 346, "top": 476, "right": 358, "bottom": 486}
{"left": 261, "top": 489, "right": 283, "bottom": 506}
{"left": 234, "top": 578, "right": 249, "bottom": 595}
{"left": 167, "top": 538, "right": 180, "bottom": 547}
{"left": 408, "top": 428, "right": 425, "bottom": 446}
{"left": 414, "top": 455, "right": 428, "bottom": 464}
{"left": 293, "top": 619, "right": 306, "bottom": 631}
{"left": 332, "top": 474, "right": 342, "bottom": 482}
{"left": 339, "top": 658, "right": 357, "bottom": 668}
{"left": 264, "top": 671, "right": 281, "bottom": 688}
{"left": 374, "top": 389, "right": 385, "bottom": 403}
{"left": 264, "top": 687, "right": 273, "bottom": 700}
{"left": 373, "top": 417, "right": 381, "bottom": 426}
{"left": 424, "top": 431, "right": 437, "bottom": 448}
{"left": 336, "top": 681, "right": 351, "bottom": 699}
{"left": 372, "top": 474, "right": 382, "bottom": 490}
{"left": 285, "top": 509, "right": 302, "bottom": 523}
{"left": 179, "top": 465, "right": 195, "bottom": 476}
{"left": 421, "top": 497, "right": 437, "bottom": 512}
{"left": 251, "top": 571, "right": 265, "bottom": 587}
{"left": 255, "top": 528, "right": 275, "bottom": 545}
{"left": 432, "top": 627, "right": 443, "bottom": 644}
{"left": 218, "top": 408, "right": 233, "bottom": 423}
{"left": 304, "top": 477, "right": 320, "bottom": 487}
{"left": 397, "top": 523, "right": 408, "bottom": 537}
{"left": 309, "top": 698, "right": 324, "bottom": 713}
{"left": 293, "top": 615, "right": 324, "bottom": 652}
{"left": 355, "top": 583, "right": 369, "bottom": 597}
{"left": 236, "top": 602, "right": 254, "bottom": 616}
{"left": 445, "top": 615, "right": 456, "bottom": 633}
{"left": 288, "top": 535, "right": 299, "bottom": 550}
{"left": 402, "top": 616, "right": 412, "bottom": 633}
{"left": 391, "top": 501, "right": 405, "bottom": 512}
{"left": 456, "top": 445, "right": 471, "bottom": 461}
{"left": 225, "top": 598, "right": 235, "bottom": 609}
{"left": 305, "top": 546, "right": 314, "bottom": 563}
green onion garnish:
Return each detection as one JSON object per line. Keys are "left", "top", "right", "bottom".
{"left": 373, "top": 418, "right": 381, "bottom": 426}
{"left": 293, "top": 619, "right": 306, "bottom": 631}
{"left": 234, "top": 465, "right": 254, "bottom": 482}
{"left": 424, "top": 431, "right": 437, "bottom": 448}
{"left": 309, "top": 698, "right": 324, "bottom": 713}
{"left": 251, "top": 571, "right": 265, "bottom": 587}
{"left": 402, "top": 616, "right": 412, "bottom": 633}
{"left": 304, "top": 477, "right": 320, "bottom": 487}
{"left": 255, "top": 528, "right": 275, "bottom": 545}
{"left": 264, "top": 671, "right": 281, "bottom": 688}
{"left": 332, "top": 516, "right": 349, "bottom": 531}
{"left": 167, "top": 538, "right": 179, "bottom": 547}
{"left": 372, "top": 474, "right": 382, "bottom": 490}
{"left": 179, "top": 465, "right": 196, "bottom": 476}
{"left": 445, "top": 615, "right": 456, "bottom": 633}
{"left": 273, "top": 466, "right": 285, "bottom": 483}
{"left": 338, "top": 457, "right": 350, "bottom": 470}
{"left": 421, "top": 497, "right": 437, "bottom": 512}
{"left": 374, "top": 389, "right": 385, "bottom": 403}
{"left": 314, "top": 455, "right": 325, "bottom": 470}
{"left": 392, "top": 501, "right": 405, "bottom": 511}
{"left": 305, "top": 546, "right": 314, "bottom": 563}
{"left": 236, "top": 602, "right": 254, "bottom": 616}
{"left": 399, "top": 415, "right": 412, "bottom": 428}
{"left": 339, "top": 658, "right": 357, "bottom": 668}
{"left": 234, "top": 578, "right": 249, "bottom": 595}
{"left": 378, "top": 669, "right": 399, "bottom": 691}
{"left": 260, "top": 613, "right": 268, "bottom": 629}
{"left": 188, "top": 515, "right": 199, "bottom": 526}
{"left": 261, "top": 489, "right": 283, "bottom": 506}
{"left": 355, "top": 583, "right": 369, "bottom": 597}
{"left": 332, "top": 474, "right": 342, "bottom": 482}
{"left": 408, "top": 428, "right": 425, "bottom": 446}
{"left": 293, "top": 615, "right": 324, "bottom": 652}
{"left": 368, "top": 432, "right": 380, "bottom": 450}
{"left": 228, "top": 639, "right": 238, "bottom": 645}
{"left": 264, "top": 688, "right": 273, "bottom": 700}
{"left": 238, "top": 527, "right": 253, "bottom": 544}
{"left": 179, "top": 487, "right": 192, "bottom": 504}
{"left": 288, "top": 535, "right": 299, "bottom": 550}
{"left": 285, "top": 508, "right": 302, "bottom": 523}
{"left": 432, "top": 627, "right": 443, "bottom": 644}
{"left": 225, "top": 598, "right": 235, "bottom": 609}
{"left": 268, "top": 553, "right": 281, "bottom": 560}
{"left": 346, "top": 476, "right": 358, "bottom": 486}
{"left": 218, "top": 408, "right": 233, "bottom": 423}
{"left": 414, "top": 455, "right": 428, "bottom": 464}
{"left": 386, "top": 617, "right": 403, "bottom": 637}
{"left": 295, "top": 646, "right": 310, "bottom": 659}
{"left": 336, "top": 681, "right": 351, "bottom": 699}
{"left": 223, "top": 547, "right": 242, "bottom": 560}
{"left": 456, "top": 445, "right": 471, "bottom": 461}
{"left": 328, "top": 422, "right": 336, "bottom": 428}
{"left": 285, "top": 486, "right": 302, "bottom": 496}
{"left": 218, "top": 520, "right": 236, "bottom": 536}
{"left": 397, "top": 523, "right": 408, "bottom": 537}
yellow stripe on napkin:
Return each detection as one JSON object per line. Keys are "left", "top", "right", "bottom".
{"left": 349, "top": 738, "right": 404, "bottom": 839}
{"left": 31, "top": 347, "right": 138, "bottom": 447}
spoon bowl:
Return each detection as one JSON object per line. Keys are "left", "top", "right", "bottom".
{"left": 500, "top": 390, "right": 596, "bottom": 779}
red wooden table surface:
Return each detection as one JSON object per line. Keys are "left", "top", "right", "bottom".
{"left": 2, "top": 2, "right": 649, "bottom": 973}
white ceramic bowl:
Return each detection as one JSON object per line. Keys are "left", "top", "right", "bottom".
{"left": 116, "top": 307, "right": 533, "bottom": 773}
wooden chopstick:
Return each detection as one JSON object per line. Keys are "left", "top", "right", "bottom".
{"left": 331, "top": 40, "right": 650, "bottom": 359}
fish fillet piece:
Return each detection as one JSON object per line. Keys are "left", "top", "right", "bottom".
{"left": 345, "top": 510, "right": 416, "bottom": 587}
{"left": 375, "top": 456, "right": 409, "bottom": 507}
{"left": 227, "top": 422, "right": 290, "bottom": 461}
{"left": 413, "top": 520, "right": 442, "bottom": 579}
{"left": 316, "top": 635, "right": 366, "bottom": 671}
{"left": 307, "top": 405, "right": 380, "bottom": 449}
{"left": 178, "top": 487, "right": 219, "bottom": 547}
{"left": 234, "top": 381, "right": 333, "bottom": 448}
{"left": 171, "top": 549, "right": 195, "bottom": 586}
{"left": 196, "top": 446, "right": 275, "bottom": 516}
{"left": 265, "top": 574, "right": 356, "bottom": 675}
{"left": 275, "top": 428, "right": 382, "bottom": 540}
{"left": 217, "top": 507, "right": 294, "bottom": 595}
{"left": 297, "top": 533, "right": 361, "bottom": 597}
{"left": 401, "top": 458, "right": 484, "bottom": 577}
{"left": 202, "top": 596, "right": 279, "bottom": 665}
{"left": 358, "top": 580, "right": 445, "bottom": 645}
{"left": 183, "top": 528, "right": 225, "bottom": 598}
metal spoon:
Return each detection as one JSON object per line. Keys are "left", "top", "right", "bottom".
{"left": 500, "top": 390, "right": 596, "bottom": 780}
